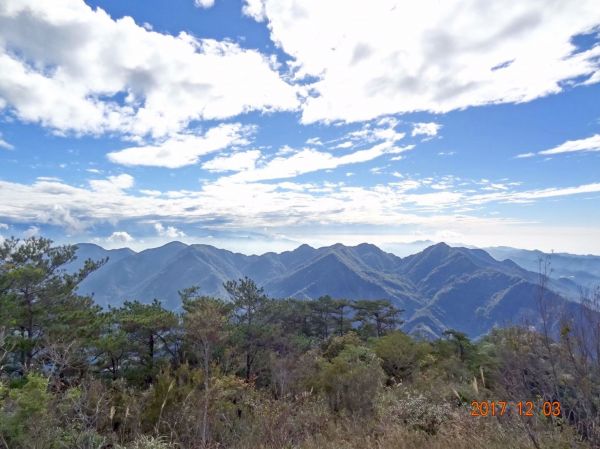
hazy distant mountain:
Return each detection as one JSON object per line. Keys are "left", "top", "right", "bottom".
{"left": 71, "top": 241, "right": 592, "bottom": 338}
{"left": 64, "top": 243, "right": 136, "bottom": 271}
{"left": 487, "top": 246, "right": 600, "bottom": 290}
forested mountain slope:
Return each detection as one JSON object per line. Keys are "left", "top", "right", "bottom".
{"left": 71, "top": 242, "right": 592, "bottom": 338}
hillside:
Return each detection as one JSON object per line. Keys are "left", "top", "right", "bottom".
{"left": 70, "top": 241, "right": 591, "bottom": 338}
{"left": 487, "top": 246, "right": 600, "bottom": 289}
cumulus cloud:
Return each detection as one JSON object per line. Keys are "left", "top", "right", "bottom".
{"left": 89, "top": 174, "right": 134, "bottom": 192}
{"left": 23, "top": 225, "right": 40, "bottom": 238}
{"left": 0, "top": 0, "right": 298, "bottom": 138}
{"left": 107, "top": 231, "right": 134, "bottom": 243}
{"left": 194, "top": 0, "right": 215, "bottom": 9}
{"left": 243, "top": 0, "right": 600, "bottom": 123}
{"left": 108, "top": 123, "right": 253, "bottom": 168}
{"left": 202, "top": 149, "right": 262, "bottom": 172}
{"left": 242, "top": 0, "right": 266, "bottom": 21}
{"left": 412, "top": 122, "right": 442, "bottom": 137}
{"left": 154, "top": 223, "right": 186, "bottom": 238}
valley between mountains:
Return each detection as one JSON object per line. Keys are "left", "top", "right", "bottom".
{"left": 70, "top": 241, "right": 597, "bottom": 339}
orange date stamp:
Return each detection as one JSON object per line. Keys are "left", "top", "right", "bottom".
{"left": 470, "top": 400, "right": 561, "bottom": 417}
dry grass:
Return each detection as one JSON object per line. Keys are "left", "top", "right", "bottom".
{"left": 226, "top": 390, "right": 590, "bottom": 449}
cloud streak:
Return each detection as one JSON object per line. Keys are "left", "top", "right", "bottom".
{"left": 539, "top": 134, "right": 600, "bottom": 155}
{"left": 108, "top": 124, "right": 254, "bottom": 168}
{"left": 517, "top": 134, "right": 600, "bottom": 158}
{"left": 1, "top": 173, "right": 599, "bottom": 233}
{"left": 0, "top": 132, "right": 13, "bottom": 150}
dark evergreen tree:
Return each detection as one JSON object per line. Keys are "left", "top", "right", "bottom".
{"left": 353, "top": 299, "right": 403, "bottom": 337}
{"left": 0, "top": 237, "right": 103, "bottom": 377}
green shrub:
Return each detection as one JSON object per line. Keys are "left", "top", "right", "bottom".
{"left": 0, "top": 373, "right": 58, "bottom": 448}
{"left": 317, "top": 345, "right": 385, "bottom": 415}
{"left": 373, "top": 331, "right": 430, "bottom": 382}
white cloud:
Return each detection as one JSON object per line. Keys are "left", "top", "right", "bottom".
{"left": 412, "top": 122, "right": 442, "bottom": 137}
{"left": 108, "top": 123, "right": 253, "bottom": 168}
{"left": 0, "top": 132, "right": 14, "bottom": 150}
{"left": 244, "top": 0, "right": 600, "bottom": 123}
{"left": 2, "top": 173, "right": 600, "bottom": 253}
{"left": 85, "top": 168, "right": 102, "bottom": 174}
{"left": 469, "top": 182, "right": 600, "bottom": 204}
{"left": 154, "top": 223, "right": 186, "bottom": 238}
{"left": 344, "top": 120, "right": 405, "bottom": 144}
{"left": 194, "top": 0, "right": 215, "bottom": 9}
{"left": 0, "top": 223, "right": 8, "bottom": 230}
{"left": 391, "top": 180, "right": 421, "bottom": 191}
{"left": 0, "top": 0, "right": 298, "bottom": 138}
{"left": 305, "top": 137, "right": 323, "bottom": 146}
{"left": 516, "top": 134, "right": 600, "bottom": 158}
{"left": 515, "top": 152, "right": 535, "bottom": 158}
{"left": 242, "top": 0, "right": 266, "bottom": 21}
{"left": 140, "top": 189, "right": 161, "bottom": 197}
{"left": 107, "top": 231, "right": 134, "bottom": 243}
{"left": 539, "top": 134, "right": 600, "bottom": 155}
{"left": 203, "top": 118, "right": 411, "bottom": 182}
{"left": 89, "top": 174, "right": 134, "bottom": 192}
{"left": 23, "top": 225, "right": 40, "bottom": 238}
{"left": 226, "top": 141, "right": 412, "bottom": 182}
{"left": 203, "top": 149, "right": 262, "bottom": 172}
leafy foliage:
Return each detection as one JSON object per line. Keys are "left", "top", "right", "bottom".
{"left": 0, "top": 237, "right": 599, "bottom": 449}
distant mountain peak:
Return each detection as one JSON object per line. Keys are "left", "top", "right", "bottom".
{"left": 160, "top": 240, "right": 188, "bottom": 249}
{"left": 71, "top": 240, "right": 590, "bottom": 339}
{"left": 355, "top": 242, "right": 381, "bottom": 250}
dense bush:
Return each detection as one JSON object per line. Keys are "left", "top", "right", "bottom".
{"left": 317, "top": 344, "right": 385, "bottom": 415}
{"left": 1, "top": 237, "right": 599, "bottom": 449}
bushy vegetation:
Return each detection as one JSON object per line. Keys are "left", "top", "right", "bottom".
{"left": 1, "top": 237, "right": 599, "bottom": 449}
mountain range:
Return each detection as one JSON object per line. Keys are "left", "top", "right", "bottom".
{"left": 69, "top": 241, "right": 597, "bottom": 339}
{"left": 486, "top": 246, "right": 600, "bottom": 289}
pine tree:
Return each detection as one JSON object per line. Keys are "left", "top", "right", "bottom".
{"left": 0, "top": 237, "right": 104, "bottom": 377}
{"left": 353, "top": 299, "right": 403, "bottom": 337}
{"left": 115, "top": 299, "right": 179, "bottom": 384}
{"left": 224, "top": 277, "right": 271, "bottom": 381}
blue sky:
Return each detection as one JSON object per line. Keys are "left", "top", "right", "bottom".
{"left": 1, "top": 0, "right": 600, "bottom": 254}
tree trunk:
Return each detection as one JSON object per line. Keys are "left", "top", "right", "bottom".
{"left": 202, "top": 342, "right": 210, "bottom": 447}
{"left": 245, "top": 352, "right": 252, "bottom": 382}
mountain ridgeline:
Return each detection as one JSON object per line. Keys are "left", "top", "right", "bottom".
{"left": 73, "top": 241, "right": 589, "bottom": 338}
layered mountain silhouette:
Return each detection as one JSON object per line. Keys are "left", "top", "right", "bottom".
{"left": 71, "top": 241, "right": 594, "bottom": 338}
{"left": 487, "top": 246, "right": 600, "bottom": 289}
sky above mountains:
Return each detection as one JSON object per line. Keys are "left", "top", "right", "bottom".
{"left": 1, "top": 0, "right": 600, "bottom": 254}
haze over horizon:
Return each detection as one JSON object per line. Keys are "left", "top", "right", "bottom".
{"left": 1, "top": 0, "right": 600, "bottom": 254}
